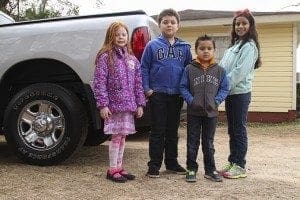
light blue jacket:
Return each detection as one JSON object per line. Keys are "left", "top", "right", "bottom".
{"left": 219, "top": 40, "right": 258, "bottom": 95}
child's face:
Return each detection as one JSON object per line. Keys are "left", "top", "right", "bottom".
{"left": 114, "top": 26, "right": 128, "bottom": 47}
{"left": 159, "top": 15, "right": 179, "bottom": 38}
{"left": 235, "top": 16, "right": 250, "bottom": 38}
{"left": 196, "top": 40, "right": 215, "bottom": 61}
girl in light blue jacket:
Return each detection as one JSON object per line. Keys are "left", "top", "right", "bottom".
{"left": 218, "top": 9, "right": 261, "bottom": 179}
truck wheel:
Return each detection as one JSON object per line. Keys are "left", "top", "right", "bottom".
{"left": 3, "top": 83, "right": 88, "bottom": 165}
{"left": 84, "top": 118, "right": 110, "bottom": 146}
{"left": 84, "top": 127, "right": 110, "bottom": 146}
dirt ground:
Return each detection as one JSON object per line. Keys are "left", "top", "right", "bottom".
{"left": 0, "top": 122, "right": 299, "bottom": 200}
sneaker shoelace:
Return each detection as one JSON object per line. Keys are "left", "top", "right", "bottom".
{"left": 224, "top": 163, "right": 232, "bottom": 171}
{"left": 187, "top": 170, "right": 195, "bottom": 175}
{"left": 228, "top": 164, "right": 244, "bottom": 175}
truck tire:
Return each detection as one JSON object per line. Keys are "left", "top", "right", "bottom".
{"left": 84, "top": 127, "right": 110, "bottom": 146}
{"left": 3, "top": 83, "right": 88, "bottom": 165}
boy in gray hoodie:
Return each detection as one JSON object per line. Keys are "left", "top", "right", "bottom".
{"left": 180, "top": 35, "right": 229, "bottom": 182}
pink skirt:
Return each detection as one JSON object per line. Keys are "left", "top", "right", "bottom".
{"left": 103, "top": 112, "right": 136, "bottom": 135}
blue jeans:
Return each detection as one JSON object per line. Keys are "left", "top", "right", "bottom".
{"left": 225, "top": 92, "right": 251, "bottom": 168}
{"left": 186, "top": 115, "right": 217, "bottom": 174}
{"left": 148, "top": 93, "right": 183, "bottom": 170}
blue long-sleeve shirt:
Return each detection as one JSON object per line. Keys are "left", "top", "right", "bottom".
{"left": 141, "top": 34, "right": 192, "bottom": 95}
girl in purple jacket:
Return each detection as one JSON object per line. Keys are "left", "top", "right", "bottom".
{"left": 92, "top": 22, "right": 146, "bottom": 183}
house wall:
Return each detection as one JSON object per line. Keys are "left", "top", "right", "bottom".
{"left": 177, "top": 23, "right": 296, "bottom": 122}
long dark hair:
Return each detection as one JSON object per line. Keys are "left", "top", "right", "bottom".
{"left": 230, "top": 9, "right": 261, "bottom": 69}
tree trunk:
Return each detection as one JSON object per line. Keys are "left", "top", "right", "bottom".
{"left": 41, "top": 0, "right": 48, "bottom": 13}
{"left": 0, "top": 0, "right": 10, "bottom": 11}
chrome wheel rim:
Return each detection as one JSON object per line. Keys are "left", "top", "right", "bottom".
{"left": 17, "top": 100, "right": 65, "bottom": 151}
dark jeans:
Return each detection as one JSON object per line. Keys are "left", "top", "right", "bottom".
{"left": 148, "top": 93, "right": 183, "bottom": 170}
{"left": 225, "top": 92, "right": 251, "bottom": 168}
{"left": 186, "top": 115, "right": 217, "bottom": 174}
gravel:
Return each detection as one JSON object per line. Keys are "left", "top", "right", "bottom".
{"left": 0, "top": 122, "right": 299, "bottom": 200}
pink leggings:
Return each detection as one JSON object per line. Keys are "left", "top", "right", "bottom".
{"left": 109, "top": 134, "right": 126, "bottom": 170}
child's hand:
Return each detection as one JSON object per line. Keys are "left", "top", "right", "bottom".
{"left": 135, "top": 106, "right": 143, "bottom": 118}
{"left": 145, "top": 89, "right": 153, "bottom": 97}
{"left": 100, "top": 107, "right": 111, "bottom": 120}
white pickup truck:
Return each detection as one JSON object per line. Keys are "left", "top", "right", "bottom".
{"left": 0, "top": 10, "right": 159, "bottom": 165}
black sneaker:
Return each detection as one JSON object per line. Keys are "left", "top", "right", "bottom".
{"left": 204, "top": 171, "right": 223, "bottom": 182}
{"left": 119, "top": 169, "right": 135, "bottom": 180}
{"left": 146, "top": 168, "right": 160, "bottom": 178}
{"left": 106, "top": 170, "right": 127, "bottom": 183}
{"left": 166, "top": 165, "right": 186, "bottom": 175}
{"left": 186, "top": 170, "right": 197, "bottom": 182}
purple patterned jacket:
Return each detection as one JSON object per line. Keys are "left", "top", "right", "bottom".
{"left": 92, "top": 46, "right": 146, "bottom": 113}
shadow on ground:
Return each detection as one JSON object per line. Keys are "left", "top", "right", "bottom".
{"left": 0, "top": 132, "right": 149, "bottom": 167}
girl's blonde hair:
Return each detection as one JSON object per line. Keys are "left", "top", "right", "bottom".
{"left": 95, "top": 21, "right": 133, "bottom": 69}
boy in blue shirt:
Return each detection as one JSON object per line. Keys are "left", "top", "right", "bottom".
{"left": 141, "top": 8, "right": 192, "bottom": 178}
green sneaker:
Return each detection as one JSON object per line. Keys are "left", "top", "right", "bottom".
{"left": 223, "top": 164, "right": 247, "bottom": 179}
{"left": 185, "top": 170, "right": 197, "bottom": 182}
{"left": 217, "top": 163, "right": 233, "bottom": 175}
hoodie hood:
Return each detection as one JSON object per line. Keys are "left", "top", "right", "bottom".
{"left": 190, "top": 59, "right": 217, "bottom": 70}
